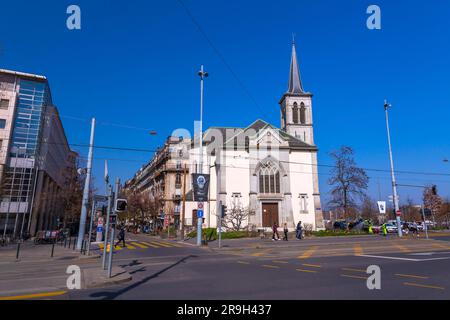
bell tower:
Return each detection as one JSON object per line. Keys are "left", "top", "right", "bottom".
{"left": 279, "top": 40, "right": 315, "bottom": 145}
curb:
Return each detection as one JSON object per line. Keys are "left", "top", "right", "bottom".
{"left": 82, "top": 267, "right": 132, "bottom": 289}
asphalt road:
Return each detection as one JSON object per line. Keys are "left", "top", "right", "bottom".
{"left": 60, "top": 233, "right": 450, "bottom": 300}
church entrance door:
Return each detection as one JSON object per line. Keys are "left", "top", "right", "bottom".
{"left": 262, "top": 203, "right": 279, "bottom": 227}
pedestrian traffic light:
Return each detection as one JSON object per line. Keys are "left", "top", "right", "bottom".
{"left": 115, "top": 199, "right": 127, "bottom": 212}
{"left": 221, "top": 204, "right": 227, "bottom": 218}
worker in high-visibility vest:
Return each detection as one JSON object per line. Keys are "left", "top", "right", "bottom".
{"left": 368, "top": 222, "right": 373, "bottom": 234}
{"left": 381, "top": 223, "right": 388, "bottom": 236}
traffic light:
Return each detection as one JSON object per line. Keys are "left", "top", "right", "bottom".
{"left": 115, "top": 199, "right": 128, "bottom": 212}
{"left": 221, "top": 204, "right": 227, "bottom": 218}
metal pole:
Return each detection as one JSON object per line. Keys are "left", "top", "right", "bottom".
{"left": 87, "top": 200, "right": 96, "bottom": 256}
{"left": 16, "top": 242, "right": 21, "bottom": 260}
{"left": 77, "top": 118, "right": 96, "bottom": 249}
{"left": 107, "top": 226, "right": 115, "bottom": 278}
{"left": 180, "top": 164, "right": 187, "bottom": 240}
{"left": 218, "top": 201, "right": 222, "bottom": 249}
{"left": 384, "top": 101, "right": 402, "bottom": 237}
{"left": 107, "top": 178, "right": 120, "bottom": 277}
{"left": 102, "top": 185, "right": 112, "bottom": 269}
{"left": 197, "top": 65, "right": 207, "bottom": 246}
{"left": 421, "top": 204, "right": 429, "bottom": 240}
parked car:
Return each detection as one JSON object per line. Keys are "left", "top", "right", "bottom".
{"left": 385, "top": 223, "right": 398, "bottom": 233}
{"left": 333, "top": 220, "right": 348, "bottom": 230}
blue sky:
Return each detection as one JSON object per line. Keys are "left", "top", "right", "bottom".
{"left": 1, "top": 0, "right": 449, "bottom": 206}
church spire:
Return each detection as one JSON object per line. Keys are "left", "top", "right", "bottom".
{"left": 287, "top": 39, "right": 304, "bottom": 94}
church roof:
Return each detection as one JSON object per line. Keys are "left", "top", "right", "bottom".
{"left": 208, "top": 119, "right": 316, "bottom": 150}
{"left": 287, "top": 41, "right": 304, "bottom": 94}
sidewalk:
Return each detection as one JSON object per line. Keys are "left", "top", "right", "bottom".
{"left": 0, "top": 240, "right": 131, "bottom": 298}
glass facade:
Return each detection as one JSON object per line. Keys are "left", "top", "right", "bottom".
{"left": 10, "top": 79, "right": 52, "bottom": 158}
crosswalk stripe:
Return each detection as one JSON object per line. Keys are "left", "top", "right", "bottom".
{"left": 140, "top": 241, "right": 160, "bottom": 248}
{"left": 131, "top": 242, "right": 149, "bottom": 249}
{"left": 298, "top": 246, "right": 318, "bottom": 259}
{"left": 150, "top": 241, "right": 172, "bottom": 247}
{"left": 98, "top": 243, "right": 104, "bottom": 249}
{"left": 160, "top": 241, "right": 182, "bottom": 247}
{"left": 125, "top": 244, "right": 136, "bottom": 249}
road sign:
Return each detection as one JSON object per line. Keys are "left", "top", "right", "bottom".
{"left": 110, "top": 214, "right": 117, "bottom": 225}
{"left": 197, "top": 202, "right": 204, "bottom": 209}
{"left": 97, "top": 226, "right": 103, "bottom": 232}
{"left": 396, "top": 210, "right": 402, "bottom": 217}
{"left": 197, "top": 210, "right": 204, "bottom": 218}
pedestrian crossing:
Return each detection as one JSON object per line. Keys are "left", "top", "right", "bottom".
{"left": 98, "top": 240, "right": 183, "bottom": 252}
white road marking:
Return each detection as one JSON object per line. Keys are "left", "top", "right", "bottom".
{"left": 359, "top": 254, "right": 450, "bottom": 262}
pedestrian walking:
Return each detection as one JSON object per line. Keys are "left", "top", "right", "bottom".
{"left": 272, "top": 222, "right": 280, "bottom": 241}
{"left": 115, "top": 225, "right": 126, "bottom": 247}
{"left": 283, "top": 223, "right": 288, "bottom": 241}
{"left": 296, "top": 221, "right": 303, "bottom": 240}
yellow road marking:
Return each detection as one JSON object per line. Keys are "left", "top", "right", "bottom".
{"left": 0, "top": 291, "right": 67, "bottom": 300}
{"left": 342, "top": 268, "right": 366, "bottom": 273}
{"left": 298, "top": 246, "right": 318, "bottom": 259}
{"left": 296, "top": 268, "right": 317, "bottom": 273}
{"left": 131, "top": 242, "right": 149, "bottom": 249}
{"left": 272, "top": 260, "right": 289, "bottom": 264}
{"left": 432, "top": 243, "right": 450, "bottom": 250}
{"left": 151, "top": 241, "right": 172, "bottom": 248}
{"left": 140, "top": 241, "right": 160, "bottom": 248}
{"left": 353, "top": 244, "right": 363, "bottom": 256}
{"left": 302, "top": 263, "right": 321, "bottom": 268}
{"left": 262, "top": 264, "right": 280, "bottom": 269}
{"left": 251, "top": 249, "right": 272, "bottom": 257}
{"left": 394, "top": 244, "right": 410, "bottom": 253}
{"left": 395, "top": 273, "right": 429, "bottom": 279}
{"left": 113, "top": 245, "right": 123, "bottom": 250}
{"left": 237, "top": 261, "right": 250, "bottom": 265}
{"left": 98, "top": 243, "right": 104, "bottom": 249}
{"left": 403, "top": 282, "right": 445, "bottom": 290}
{"left": 341, "top": 274, "right": 367, "bottom": 280}
{"left": 160, "top": 241, "right": 182, "bottom": 247}
{"left": 125, "top": 244, "right": 136, "bottom": 249}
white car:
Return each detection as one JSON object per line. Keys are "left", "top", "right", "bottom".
{"left": 385, "top": 223, "right": 398, "bottom": 233}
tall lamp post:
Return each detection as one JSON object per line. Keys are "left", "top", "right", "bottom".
{"left": 384, "top": 100, "right": 402, "bottom": 237}
{"left": 197, "top": 65, "right": 208, "bottom": 246}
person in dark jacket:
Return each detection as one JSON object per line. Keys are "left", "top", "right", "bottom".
{"left": 115, "top": 225, "right": 126, "bottom": 247}
{"left": 283, "top": 223, "right": 289, "bottom": 241}
{"left": 272, "top": 222, "right": 280, "bottom": 241}
{"left": 296, "top": 221, "right": 303, "bottom": 240}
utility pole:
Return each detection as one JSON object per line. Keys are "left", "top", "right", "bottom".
{"left": 384, "top": 101, "right": 402, "bottom": 237}
{"left": 180, "top": 164, "right": 187, "bottom": 240}
{"left": 421, "top": 204, "right": 429, "bottom": 240}
{"left": 107, "top": 178, "right": 120, "bottom": 278}
{"left": 197, "top": 65, "right": 208, "bottom": 246}
{"left": 87, "top": 200, "right": 96, "bottom": 255}
{"left": 102, "top": 185, "right": 112, "bottom": 269}
{"left": 77, "top": 118, "right": 96, "bottom": 249}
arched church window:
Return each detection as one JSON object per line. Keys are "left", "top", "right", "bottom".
{"left": 292, "top": 102, "right": 299, "bottom": 124}
{"left": 258, "top": 161, "right": 280, "bottom": 194}
{"left": 300, "top": 102, "right": 306, "bottom": 124}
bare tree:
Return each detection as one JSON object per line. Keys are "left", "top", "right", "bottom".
{"left": 400, "top": 197, "right": 422, "bottom": 222}
{"left": 360, "top": 196, "right": 379, "bottom": 223}
{"left": 124, "top": 191, "right": 161, "bottom": 229}
{"left": 328, "top": 146, "right": 369, "bottom": 219}
{"left": 423, "top": 185, "right": 443, "bottom": 225}
{"left": 223, "top": 204, "right": 253, "bottom": 231}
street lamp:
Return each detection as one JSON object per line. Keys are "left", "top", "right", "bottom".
{"left": 384, "top": 100, "right": 402, "bottom": 237}
{"left": 196, "top": 65, "right": 208, "bottom": 246}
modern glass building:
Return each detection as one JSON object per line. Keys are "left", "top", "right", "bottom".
{"left": 0, "top": 69, "right": 75, "bottom": 238}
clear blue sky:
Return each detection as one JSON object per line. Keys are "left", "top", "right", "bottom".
{"left": 1, "top": 0, "right": 449, "bottom": 207}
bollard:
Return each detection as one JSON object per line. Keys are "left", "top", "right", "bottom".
{"left": 80, "top": 239, "right": 85, "bottom": 254}
{"left": 16, "top": 242, "right": 21, "bottom": 260}
{"left": 51, "top": 241, "right": 55, "bottom": 257}
{"left": 64, "top": 237, "right": 67, "bottom": 248}
{"left": 68, "top": 237, "right": 72, "bottom": 249}
{"left": 73, "top": 237, "right": 77, "bottom": 250}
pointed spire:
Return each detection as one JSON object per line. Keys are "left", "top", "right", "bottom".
{"left": 287, "top": 38, "right": 304, "bottom": 94}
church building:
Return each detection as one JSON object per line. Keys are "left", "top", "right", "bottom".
{"left": 185, "top": 42, "right": 324, "bottom": 231}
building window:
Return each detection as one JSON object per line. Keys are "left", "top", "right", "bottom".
{"left": 175, "top": 173, "right": 181, "bottom": 185}
{"left": 0, "top": 99, "right": 9, "bottom": 109}
{"left": 300, "top": 102, "right": 306, "bottom": 124}
{"left": 0, "top": 119, "right": 6, "bottom": 129}
{"left": 258, "top": 161, "right": 280, "bottom": 194}
{"left": 299, "top": 194, "right": 308, "bottom": 212}
{"left": 234, "top": 137, "right": 238, "bottom": 151}
{"left": 292, "top": 102, "right": 299, "bottom": 124}
{"left": 176, "top": 161, "right": 182, "bottom": 169}
{"left": 245, "top": 136, "right": 249, "bottom": 152}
